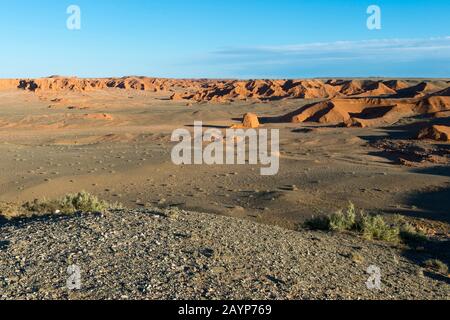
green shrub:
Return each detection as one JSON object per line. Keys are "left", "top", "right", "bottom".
{"left": 60, "top": 191, "right": 108, "bottom": 213}
{"left": 329, "top": 203, "right": 357, "bottom": 232}
{"left": 305, "top": 202, "right": 358, "bottom": 232}
{"left": 1, "top": 192, "right": 121, "bottom": 220}
{"left": 304, "top": 205, "right": 433, "bottom": 246}
{"left": 304, "top": 203, "right": 401, "bottom": 243}
{"left": 358, "top": 214, "right": 400, "bottom": 243}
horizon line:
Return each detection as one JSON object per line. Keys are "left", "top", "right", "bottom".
{"left": 1, "top": 76, "right": 449, "bottom": 81}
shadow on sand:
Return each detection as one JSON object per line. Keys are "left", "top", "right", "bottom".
{"left": 356, "top": 116, "right": 450, "bottom": 166}
{"left": 0, "top": 212, "right": 98, "bottom": 230}
{"left": 359, "top": 115, "right": 450, "bottom": 142}
{"left": 383, "top": 185, "right": 450, "bottom": 224}
{"left": 184, "top": 124, "right": 230, "bottom": 129}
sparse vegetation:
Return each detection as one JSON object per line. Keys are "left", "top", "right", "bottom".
{"left": 399, "top": 222, "right": 428, "bottom": 245}
{"left": 392, "top": 214, "right": 429, "bottom": 244}
{"left": 1, "top": 191, "right": 122, "bottom": 220}
{"left": 303, "top": 202, "right": 430, "bottom": 245}
{"left": 424, "top": 259, "right": 449, "bottom": 275}
{"left": 358, "top": 213, "right": 400, "bottom": 243}
{"left": 303, "top": 202, "right": 357, "bottom": 232}
{"left": 329, "top": 202, "right": 357, "bottom": 232}
{"left": 0, "top": 202, "right": 22, "bottom": 220}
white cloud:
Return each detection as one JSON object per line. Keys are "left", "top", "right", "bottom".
{"left": 214, "top": 37, "right": 450, "bottom": 61}
{"left": 196, "top": 36, "right": 450, "bottom": 78}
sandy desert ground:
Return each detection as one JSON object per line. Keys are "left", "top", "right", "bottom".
{"left": 0, "top": 77, "right": 449, "bottom": 299}
{"left": 0, "top": 77, "right": 449, "bottom": 230}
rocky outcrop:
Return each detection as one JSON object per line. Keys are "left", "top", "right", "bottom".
{"left": 418, "top": 125, "right": 450, "bottom": 142}
{"left": 231, "top": 113, "right": 260, "bottom": 129}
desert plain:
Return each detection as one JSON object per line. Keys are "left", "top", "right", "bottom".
{"left": 0, "top": 77, "right": 449, "bottom": 299}
{"left": 0, "top": 77, "right": 449, "bottom": 229}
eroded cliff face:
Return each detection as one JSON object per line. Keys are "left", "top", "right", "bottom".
{"left": 2, "top": 77, "right": 449, "bottom": 131}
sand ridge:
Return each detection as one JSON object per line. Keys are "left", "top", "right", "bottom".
{"left": 1, "top": 76, "right": 206, "bottom": 93}
{"left": 1, "top": 77, "right": 447, "bottom": 101}
{"left": 3, "top": 77, "right": 448, "bottom": 134}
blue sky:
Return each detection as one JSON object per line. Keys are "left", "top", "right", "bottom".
{"left": 0, "top": 0, "right": 449, "bottom": 78}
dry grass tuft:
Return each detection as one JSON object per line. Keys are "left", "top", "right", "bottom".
{"left": 1, "top": 191, "right": 122, "bottom": 220}
{"left": 303, "top": 203, "right": 428, "bottom": 244}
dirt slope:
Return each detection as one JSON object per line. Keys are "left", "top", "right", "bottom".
{"left": 0, "top": 207, "right": 448, "bottom": 300}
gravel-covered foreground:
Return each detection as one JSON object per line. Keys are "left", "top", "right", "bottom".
{"left": 0, "top": 208, "right": 448, "bottom": 300}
